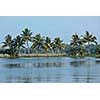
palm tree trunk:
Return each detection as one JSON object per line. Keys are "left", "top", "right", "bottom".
{"left": 18, "top": 47, "right": 20, "bottom": 55}
{"left": 88, "top": 42, "right": 90, "bottom": 55}
{"left": 27, "top": 41, "right": 29, "bottom": 54}
{"left": 80, "top": 46, "right": 84, "bottom": 56}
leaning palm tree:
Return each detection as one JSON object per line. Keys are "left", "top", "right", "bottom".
{"left": 83, "top": 31, "right": 97, "bottom": 55}
{"left": 21, "top": 28, "right": 32, "bottom": 54}
{"left": 53, "top": 37, "right": 65, "bottom": 53}
{"left": 31, "top": 34, "right": 45, "bottom": 53}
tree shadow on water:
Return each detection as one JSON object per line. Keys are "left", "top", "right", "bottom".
{"left": 70, "top": 59, "right": 93, "bottom": 83}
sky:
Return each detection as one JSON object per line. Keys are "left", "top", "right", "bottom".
{"left": 0, "top": 16, "right": 100, "bottom": 45}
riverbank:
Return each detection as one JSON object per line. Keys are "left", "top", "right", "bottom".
{"left": 19, "top": 53, "right": 67, "bottom": 57}
{"left": 0, "top": 53, "right": 67, "bottom": 58}
{"left": 0, "top": 53, "right": 100, "bottom": 58}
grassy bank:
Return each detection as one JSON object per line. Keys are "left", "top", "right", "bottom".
{"left": 0, "top": 53, "right": 100, "bottom": 58}
{"left": 0, "top": 53, "right": 67, "bottom": 58}
{"left": 19, "top": 53, "right": 67, "bottom": 57}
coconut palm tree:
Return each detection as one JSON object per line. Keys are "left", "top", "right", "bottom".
{"left": 2, "top": 34, "right": 13, "bottom": 56}
{"left": 10, "top": 39, "right": 18, "bottom": 56}
{"left": 2, "top": 34, "right": 12, "bottom": 48}
{"left": 31, "top": 34, "right": 45, "bottom": 53}
{"left": 13, "top": 35, "right": 25, "bottom": 55}
{"left": 83, "top": 31, "right": 97, "bottom": 44}
{"left": 53, "top": 37, "right": 65, "bottom": 53}
{"left": 21, "top": 28, "right": 32, "bottom": 54}
{"left": 2, "top": 34, "right": 17, "bottom": 56}
{"left": 44, "top": 37, "right": 52, "bottom": 53}
{"left": 70, "top": 33, "right": 80, "bottom": 46}
{"left": 70, "top": 33, "right": 84, "bottom": 56}
{"left": 83, "top": 31, "right": 97, "bottom": 55}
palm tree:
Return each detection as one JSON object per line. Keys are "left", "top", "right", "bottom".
{"left": 70, "top": 33, "right": 84, "bottom": 56}
{"left": 13, "top": 35, "right": 25, "bottom": 55}
{"left": 10, "top": 39, "right": 18, "bottom": 56}
{"left": 21, "top": 28, "right": 32, "bottom": 54}
{"left": 2, "top": 34, "right": 12, "bottom": 49}
{"left": 31, "top": 34, "right": 45, "bottom": 53}
{"left": 53, "top": 37, "right": 65, "bottom": 53}
{"left": 70, "top": 33, "right": 80, "bottom": 46}
{"left": 83, "top": 31, "right": 97, "bottom": 55}
{"left": 2, "top": 34, "right": 17, "bottom": 56}
{"left": 2, "top": 34, "right": 13, "bottom": 56}
{"left": 44, "top": 37, "right": 52, "bottom": 53}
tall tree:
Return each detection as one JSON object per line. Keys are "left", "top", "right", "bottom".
{"left": 53, "top": 37, "right": 65, "bottom": 53}
{"left": 44, "top": 37, "right": 52, "bottom": 53}
{"left": 21, "top": 28, "right": 32, "bottom": 54}
{"left": 13, "top": 35, "right": 25, "bottom": 55}
{"left": 2, "top": 34, "right": 17, "bottom": 56}
{"left": 70, "top": 33, "right": 83, "bottom": 56}
{"left": 2, "top": 34, "right": 12, "bottom": 49}
{"left": 31, "top": 34, "right": 45, "bottom": 53}
{"left": 83, "top": 31, "right": 97, "bottom": 55}
{"left": 70, "top": 33, "right": 81, "bottom": 46}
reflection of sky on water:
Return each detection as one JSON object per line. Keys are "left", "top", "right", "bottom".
{"left": 0, "top": 57, "right": 100, "bottom": 83}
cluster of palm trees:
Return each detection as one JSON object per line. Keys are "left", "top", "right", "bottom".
{"left": 0, "top": 28, "right": 99, "bottom": 57}
{"left": 69, "top": 31, "right": 97, "bottom": 56}
{"left": 1, "top": 28, "right": 65, "bottom": 56}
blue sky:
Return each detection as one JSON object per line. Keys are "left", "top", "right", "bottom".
{"left": 0, "top": 16, "right": 100, "bottom": 44}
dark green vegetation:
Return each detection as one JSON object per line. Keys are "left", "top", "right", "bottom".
{"left": 0, "top": 28, "right": 100, "bottom": 57}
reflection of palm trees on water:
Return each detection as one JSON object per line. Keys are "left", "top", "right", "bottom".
{"left": 70, "top": 60, "right": 83, "bottom": 82}
{"left": 36, "top": 57, "right": 63, "bottom": 82}
{"left": 2, "top": 57, "right": 99, "bottom": 83}
{"left": 86, "top": 57, "right": 91, "bottom": 83}
{"left": 70, "top": 58, "right": 92, "bottom": 83}
{"left": 73, "top": 67, "right": 79, "bottom": 82}
{"left": 7, "top": 73, "right": 32, "bottom": 83}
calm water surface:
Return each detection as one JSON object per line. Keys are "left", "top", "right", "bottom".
{"left": 0, "top": 57, "right": 100, "bottom": 83}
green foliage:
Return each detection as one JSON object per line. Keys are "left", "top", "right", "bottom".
{"left": 31, "top": 34, "right": 45, "bottom": 53}
{"left": 1, "top": 29, "right": 99, "bottom": 57}
{"left": 52, "top": 37, "right": 65, "bottom": 53}
{"left": 21, "top": 28, "right": 32, "bottom": 54}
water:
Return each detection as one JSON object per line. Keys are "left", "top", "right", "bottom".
{"left": 0, "top": 57, "right": 100, "bottom": 83}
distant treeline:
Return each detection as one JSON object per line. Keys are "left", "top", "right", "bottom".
{"left": 0, "top": 28, "right": 100, "bottom": 57}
